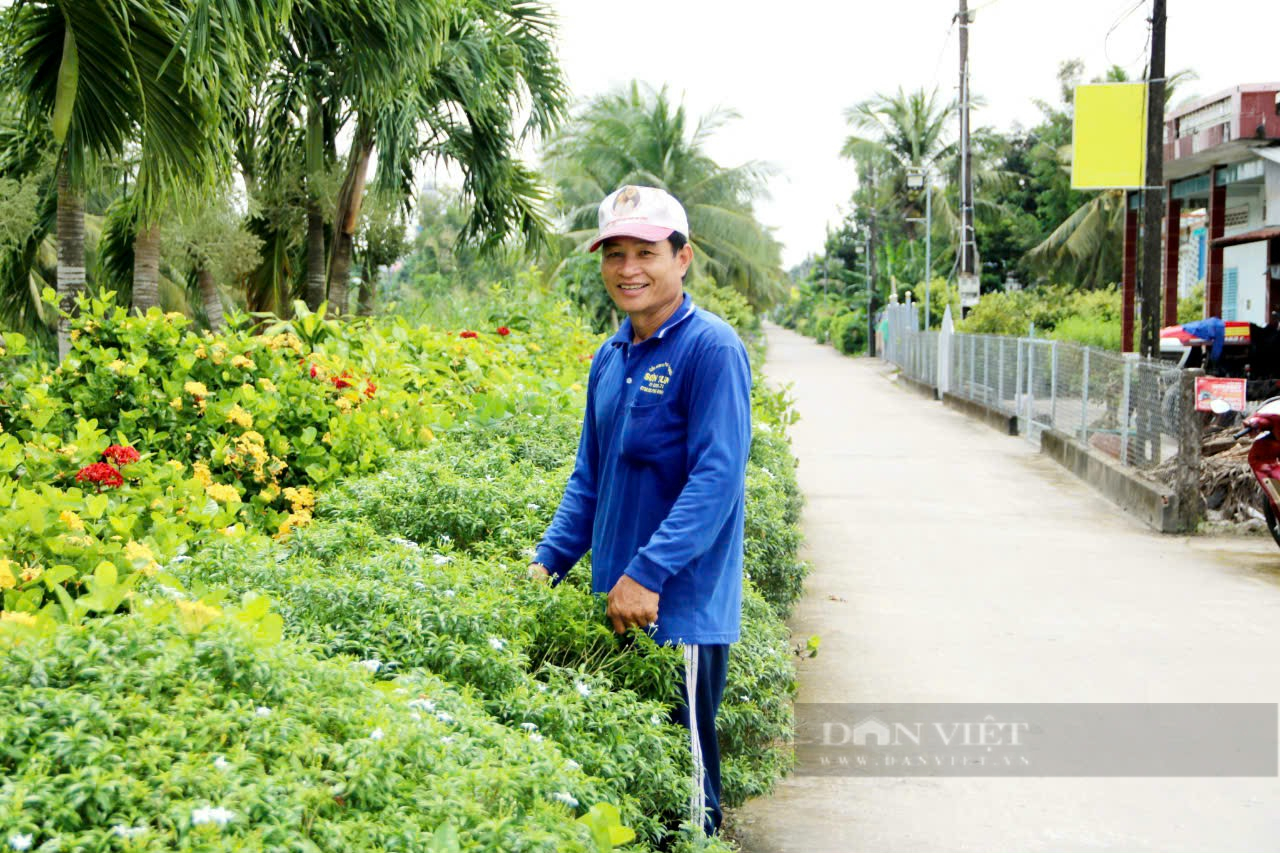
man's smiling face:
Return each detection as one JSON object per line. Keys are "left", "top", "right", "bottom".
{"left": 600, "top": 236, "right": 693, "bottom": 327}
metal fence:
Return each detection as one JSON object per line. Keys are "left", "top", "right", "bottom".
{"left": 883, "top": 302, "right": 1189, "bottom": 474}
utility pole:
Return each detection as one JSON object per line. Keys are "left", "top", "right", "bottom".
{"left": 957, "top": 0, "right": 975, "bottom": 284}
{"left": 1139, "top": 0, "right": 1167, "bottom": 358}
{"left": 864, "top": 229, "right": 873, "bottom": 357}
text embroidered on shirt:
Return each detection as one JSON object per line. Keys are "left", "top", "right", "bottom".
{"left": 641, "top": 362, "right": 672, "bottom": 395}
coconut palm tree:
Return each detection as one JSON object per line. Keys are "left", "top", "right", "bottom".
{"left": 544, "top": 82, "right": 784, "bottom": 309}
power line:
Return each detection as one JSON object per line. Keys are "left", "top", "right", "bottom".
{"left": 1103, "top": 0, "right": 1147, "bottom": 71}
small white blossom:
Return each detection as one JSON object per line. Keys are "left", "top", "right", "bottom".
{"left": 442, "top": 589, "right": 456, "bottom": 598}
{"left": 440, "top": 534, "right": 452, "bottom": 543}
{"left": 551, "top": 791, "right": 579, "bottom": 808}
{"left": 574, "top": 681, "right": 591, "bottom": 698}
{"left": 191, "top": 806, "right": 235, "bottom": 827}
{"left": 255, "top": 706, "right": 272, "bottom": 718}
{"left": 441, "top": 735, "right": 454, "bottom": 744}
{"left": 410, "top": 712, "right": 422, "bottom": 721}
{"left": 536, "top": 683, "right": 548, "bottom": 693}
{"left": 526, "top": 503, "right": 540, "bottom": 511}
{"left": 112, "top": 825, "right": 148, "bottom": 839}
{"left": 432, "top": 554, "right": 450, "bottom": 566}
{"left": 369, "top": 728, "right": 384, "bottom": 741}
{"left": 529, "top": 732, "right": 543, "bottom": 743}
{"left": 213, "top": 755, "right": 230, "bottom": 770}
{"left": 8, "top": 834, "right": 32, "bottom": 851}
{"left": 565, "top": 759, "right": 581, "bottom": 770}
{"left": 487, "top": 637, "right": 505, "bottom": 651}
{"left": 436, "top": 711, "right": 454, "bottom": 723}
{"left": 389, "top": 537, "right": 420, "bottom": 550}
{"left": 355, "top": 659, "right": 382, "bottom": 673}
{"left": 520, "top": 722, "right": 539, "bottom": 732}
{"left": 651, "top": 714, "right": 663, "bottom": 725}
{"left": 408, "top": 698, "right": 435, "bottom": 712}
{"left": 157, "top": 584, "right": 186, "bottom": 600}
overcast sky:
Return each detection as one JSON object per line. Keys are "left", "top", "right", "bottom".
{"left": 543, "top": 0, "right": 1278, "bottom": 267}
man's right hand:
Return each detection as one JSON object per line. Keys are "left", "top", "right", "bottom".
{"left": 527, "top": 563, "right": 551, "bottom": 583}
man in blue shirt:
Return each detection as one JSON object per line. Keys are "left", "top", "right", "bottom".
{"left": 528, "top": 185, "right": 752, "bottom": 835}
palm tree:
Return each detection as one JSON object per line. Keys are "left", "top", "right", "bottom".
{"left": 4, "top": 0, "right": 233, "bottom": 354}
{"left": 544, "top": 82, "right": 784, "bottom": 308}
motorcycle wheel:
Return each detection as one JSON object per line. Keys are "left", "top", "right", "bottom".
{"left": 1264, "top": 497, "right": 1280, "bottom": 549}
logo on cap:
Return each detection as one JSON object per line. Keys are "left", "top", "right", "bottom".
{"left": 613, "top": 186, "right": 642, "bottom": 215}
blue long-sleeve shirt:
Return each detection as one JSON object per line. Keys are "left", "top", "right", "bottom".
{"left": 535, "top": 295, "right": 752, "bottom": 645}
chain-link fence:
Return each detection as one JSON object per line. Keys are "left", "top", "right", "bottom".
{"left": 883, "top": 302, "right": 1188, "bottom": 474}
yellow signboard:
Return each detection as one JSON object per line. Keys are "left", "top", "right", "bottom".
{"left": 1071, "top": 83, "right": 1148, "bottom": 189}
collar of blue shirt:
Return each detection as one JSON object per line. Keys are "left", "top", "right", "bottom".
{"left": 609, "top": 293, "right": 698, "bottom": 349}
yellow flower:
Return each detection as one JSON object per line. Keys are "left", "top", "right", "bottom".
{"left": 194, "top": 345, "right": 208, "bottom": 360}
{"left": 570, "top": 383, "right": 583, "bottom": 392}
{"left": 192, "top": 461, "right": 213, "bottom": 487}
{"left": 240, "top": 430, "right": 265, "bottom": 446}
{"left": 166, "top": 459, "right": 185, "bottom": 472}
{"left": 1, "top": 611, "right": 36, "bottom": 628}
{"left": 184, "top": 381, "right": 208, "bottom": 398}
{"left": 70, "top": 329, "right": 81, "bottom": 342}
{"left": 170, "top": 397, "right": 183, "bottom": 410}
{"left": 258, "top": 378, "right": 277, "bottom": 394}
{"left": 165, "top": 311, "right": 185, "bottom": 322}
{"left": 59, "top": 510, "right": 85, "bottom": 532}
{"left": 335, "top": 397, "right": 353, "bottom": 413}
{"left": 321, "top": 432, "right": 333, "bottom": 445}
{"left": 56, "top": 444, "right": 79, "bottom": 458}
{"left": 138, "top": 561, "right": 160, "bottom": 577}
{"left": 108, "top": 359, "right": 126, "bottom": 373}
{"left": 282, "top": 486, "right": 315, "bottom": 513}
{"left": 124, "top": 540, "right": 155, "bottom": 564}
{"left": 206, "top": 483, "right": 240, "bottom": 504}
{"left": 240, "top": 383, "right": 256, "bottom": 398}
{"left": 226, "top": 404, "right": 253, "bottom": 429}
{"left": 210, "top": 343, "right": 227, "bottom": 365}
{"left": 260, "top": 483, "right": 281, "bottom": 503}
{"left": 20, "top": 565, "right": 42, "bottom": 584}
{"left": 275, "top": 511, "right": 313, "bottom": 538}
{"left": 231, "top": 355, "right": 255, "bottom": 370}
{"left": 528, "top": 342, "right": 542, "bottom": 353}
{"left": 418, "top": 427, "right": 435, "bottom": 444}
{"left": 176, "top": 599, "right": 221, "bottom": 633}
{"left": 0, "top": 560, "right": 14, "bottom": 590}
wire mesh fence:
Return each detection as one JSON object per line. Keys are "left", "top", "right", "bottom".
{"left": 883, "top": 302, "right": 1188, "bottom": 474}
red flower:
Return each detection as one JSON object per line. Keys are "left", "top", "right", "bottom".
{"left": 75, "top": 462, "right": 124, "bottom": 489}
{"left": 331, "top": 373, "right": 353, "bottom": 390}
{"left": 496, "top": 326, "right": 511, "bottom": 336}
{"left": 364, "top": 381, "right": 376, "bottom": 398}
{"left": 102, "top": 444, "right": 140, "bottom": 465}
{"left": 309, "top": 364, "right": 318, "bottom": 379}
{"left": 459, "top": 330, "right": 478, "bottom": 339}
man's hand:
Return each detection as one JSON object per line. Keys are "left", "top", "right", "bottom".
{"left": 606, "top": 575, "right": 659, "bottom": 634}
{"left": 527, "top": 563, "right": 551, "bottom": 583}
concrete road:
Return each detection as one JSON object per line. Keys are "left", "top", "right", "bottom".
{"left": 731, "top": 325, "right": 1280, "bottom": 853}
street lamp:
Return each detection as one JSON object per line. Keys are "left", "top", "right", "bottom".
{"left": 905, "top": 167, "right": 932, "bottom": 330}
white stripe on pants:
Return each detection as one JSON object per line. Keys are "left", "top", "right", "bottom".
{"left": 683, "top": 643, "right": 706, "bottom": 829}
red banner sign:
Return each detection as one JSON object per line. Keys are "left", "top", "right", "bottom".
{"left": 1195, "top": 376, "right": 1246, "bottom": 412}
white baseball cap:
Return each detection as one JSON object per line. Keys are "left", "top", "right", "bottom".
{"left": 588, "top": 185, "right": 690, "bottom": 252}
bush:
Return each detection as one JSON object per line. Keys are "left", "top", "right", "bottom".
{"left": 829, "top": 311, "right": 866, "bottom": 355}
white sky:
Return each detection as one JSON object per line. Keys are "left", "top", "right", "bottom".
{"left": 544, "top": 0, "right": 1279, "bottom": 267}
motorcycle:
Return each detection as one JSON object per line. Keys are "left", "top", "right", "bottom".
{"left": 1232, "top": 396, "right": 1280, "bottom": 547}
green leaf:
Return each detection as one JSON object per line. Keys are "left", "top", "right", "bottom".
{"left": 84, "top": 493, "right": 110, "bottom": 519}
{"left": 52, "top": 27, "right": 78, "bottom": 144}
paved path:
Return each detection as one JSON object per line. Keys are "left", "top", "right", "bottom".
{"left": 731, "top": 324, "right": 1280, "bottom": 853}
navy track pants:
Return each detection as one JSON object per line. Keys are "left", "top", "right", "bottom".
{"left": 671, "top": 643, "right": 729, "bottom": 835}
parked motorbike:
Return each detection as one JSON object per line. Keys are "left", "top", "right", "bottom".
{"left": 1232, "top": 396, "right": 1280, "bottom": 547}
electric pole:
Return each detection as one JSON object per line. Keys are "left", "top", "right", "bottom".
{"left": 957, "top": 0, "right": 978, "bottom": 314}
{"left": 1139, "top": 0, "right": 1166, "bottom": 358}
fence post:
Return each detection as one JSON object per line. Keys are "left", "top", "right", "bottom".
{"left": 1120, "top": 357, "right": 1133, "bottom": 466}
{"left": 1080, "top": 347, "right": 1091, "bottom": 444}
{"left": 984, "top": 337, "right": 991, "bottom": 403}
{"left": 998, "top": 339, "right": 1006, "bottom": 409}
{"left": 1049, "top": 340, "right": 1059, "bottom": 431}
{"left": 1175, "top": 368, "right": 1204, "bottom": 531}
{"left": 970, "top": 335, "right": 977, "bottom": 399}
{"left": 1027, "top": 341, "right": 1037, "bottom": 431}
{"left": 1016, "top": 340, "right": 1025, "bottom": 422}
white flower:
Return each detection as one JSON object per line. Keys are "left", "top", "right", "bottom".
{"left": 389, "top": 537, "right": 420, "bottom": 550}
{"left": 487, "top": 637, "right": 505, "bottom": 651}
{"left": 565, "top": 759, "right": 581, "bottom": 770}
{"left": 574, "top": 680, "right": 591, "bottom": 698}
{"left": 520, "top": 722, "right": 539, "bottom": 732}
{"left": 410, "top": 712, "right": 421, "bottom": 721}
{"left": 551, "top": 791, "right": 579, "bottom": 808}
{"left": 432, "top": 554, "right": 450, "bottom": 565}
{"left": 255, "top": 706, "right": 272, "bottom": 718}
{"left": 442, "top": 589, "right": 455, "bottom": 598}
{"left": 529, "top": 732, "right": 543, "bottom": 743}
{"left": 440, "top": 534, "right": 452, "bottom": 543}
{"left": 191, "top": 806, "right": 235, "bottom": 827}
{"left": 8, "top": 834, "right": 32, "bottom": 851}
{"left": 526, "top": 503, "right": 540, "bottom": 511}
{"left": 356, "top": 659, "right": 382, "bottom": 673}
{"left": 441, "top": 735, "right": 454, "bottom": 744}
{"left": 651, "top": 714, "right": 663, "bottom": 725}
{"left": 369, "top": 728, "right": 384, "bottom": 741}
{"left": 112, "top": 825, "right": 148, "bottom": 839}
{"left": 436, "top": 711, "right": 454, "bottom": 723}
{"left": 408, "top": 698, "right": 435, "bottom": 712}
{"left": 536, "top": 683, "right": 548, "bottom": 693}
{"left": 213, "top": 755, "right": 230, "bottom": 770}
